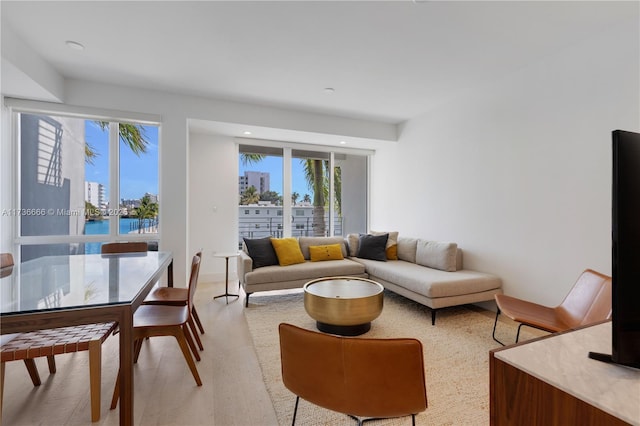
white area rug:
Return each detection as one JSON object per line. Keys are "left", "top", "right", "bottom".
{"left": 244, "top": 290, "right": 535, "bottom": 425}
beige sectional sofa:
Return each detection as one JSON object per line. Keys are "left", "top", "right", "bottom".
{"left": 238, "top": 236, "right": 368, "bottom": 307}
{"left": 238, "top": 234, "right": 502, "bottom": 324}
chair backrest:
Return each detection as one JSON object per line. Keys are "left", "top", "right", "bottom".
{"left": 278, "top": 323, "right": 428, "bottom": 419}
{"left": 1, "top": 253, "right": 14, "bottom": 268}
{"left": 101, "top": 242, "right": 148, "bottom": 254}
{"left": 1, "top": 253, "right": 14, "bottom": 278}
{"left": 187, "top": 253, "right": 202, "bottom": 312}
{"left": 557, "top": 269, "right": 612, "bottom": 328}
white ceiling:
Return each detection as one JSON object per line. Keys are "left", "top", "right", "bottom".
{"left": 1, "top": 1, "right": 635, "bottom": 126}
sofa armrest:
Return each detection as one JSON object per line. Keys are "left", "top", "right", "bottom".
{"left": 238, "top": 251, "right": 253, "bottom": 285}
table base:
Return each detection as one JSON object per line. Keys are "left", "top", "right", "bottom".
{"left": 316, "top": 321, "right": 371, "bottom": 336}
{"left": 214, "top": 292, "right": 239, "bottom": 304}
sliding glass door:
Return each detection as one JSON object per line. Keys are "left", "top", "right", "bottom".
{"left": 238, "top": 142, "right": 369, "bottom": 248}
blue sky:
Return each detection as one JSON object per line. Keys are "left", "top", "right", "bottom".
{"left": 84, "top": 121, "right": 159, "bottom": 201}
{"left": 239, "top": 155, "right": 313, "bottom": 197}
{"left": 84, "top": 120, "right": 312, "bottom": 203}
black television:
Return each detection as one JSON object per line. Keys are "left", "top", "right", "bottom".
{"left": 589, "top": 130, "right": 640, "bottom": 369}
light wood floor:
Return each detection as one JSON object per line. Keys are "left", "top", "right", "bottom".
{"left": 1, "top": 279, "right": 279, "bottom": 426}
{"left": 2, "top": 279, "right": 537, "bottom": 426}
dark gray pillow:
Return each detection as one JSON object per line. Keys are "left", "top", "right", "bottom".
{"left": 357, "top": 233, "right": 388, "bottom": 261}
{"left": 243, "top": 237, "right": 278, "bottom": 268}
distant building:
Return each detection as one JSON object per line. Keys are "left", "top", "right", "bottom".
{"left": 239, "top": 171, "right": 270, "bottom": 195}
{"left": 121, "top": 193, "right": 158, "bottom": 210}
{"left": 238, "top": 204, "right": 342, "bottom": 247}
{"left": 85, "top": 181, "right": 106, "bottom": 209}
{"left": 143, "top": 193, "right": 158, "bottom": 203}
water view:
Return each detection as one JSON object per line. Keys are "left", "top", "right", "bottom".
{"left": 84, "top": 218, "right": 154, "bottom": 254}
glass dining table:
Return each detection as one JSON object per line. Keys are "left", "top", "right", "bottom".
{"left": 0, "top": 251, "right": 174, "bottom": 425}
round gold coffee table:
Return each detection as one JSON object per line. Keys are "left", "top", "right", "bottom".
{"left": 303, "top": 276, "right": 384, "bottom": 336}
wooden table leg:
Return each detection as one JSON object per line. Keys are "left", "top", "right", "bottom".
{"left": 118, "top": 307, "right": 134, "bottom": 426}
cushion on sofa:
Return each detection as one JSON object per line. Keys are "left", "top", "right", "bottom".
{"left": 416, "top": 240, "right": 458, "bottom": 272}
{"left": 397, "top": 237, "right": 418, "bottom": 263}
{"left": 352, "top": 257, "right": 500, "bottom": 298}
{"left": 357, "top": 233, "right": 388, "bottom": 261}
{"left": 309, "top": 244, "right": 344, "bottom": 262}
{"left": 371, "top": 230, "right": 399, "bottom": 260}
{"left": 299, "top": 236, "right": 348, "bottom": 260}
{"left": 347, "top": 233, "right": 360, "bottom": 257}
{"left": 244, "top": 259, "right": 366, "bottom": 285}
{"left": 243, "top": 237, "right": 279, "bottom": 268}
{"left": 270, "top": 237, "right": 305, "bottom": 266}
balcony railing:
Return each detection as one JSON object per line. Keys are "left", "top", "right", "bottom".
{"left": 238, "top": 215, "right": 343, "bottom": 249}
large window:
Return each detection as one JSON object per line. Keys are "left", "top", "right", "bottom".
{"left": 238, "top": 145, "right": 283, "bottom": 242}
{"left": 238, "top": 142, "right": 369, "bottom": 248}
{"left": 13, "top": 111, "right": 159, "bottom": 261}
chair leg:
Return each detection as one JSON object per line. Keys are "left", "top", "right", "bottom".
{"left": 431, "top": 309, "right": 437, "bottom": 326}
{"left": 188, "top": 317, "right": 204, "bottom": 351}
{"left": 183, "top": 324, "right": 201, "bottom": 362}
{"left": 88, "top": 340, "right": 102, "bottom": 422}
{"left": 515, "top": 323, "right": 524, "bottom": 343}
{"left": 1, "top": 362, "right": 5, "bottom": 423}
{"left": 492, "top": 309, "right": 506, "bottom": 346}
{"left": 133, "top": 338, "right": 144, "bottom": 363}
{"left": 110, "top": 370, "right": 120, "bottom": 410}
{"left": 46, "top": 355, "right": 56, "bottom": 374}
{"left": 291, "top": 396, "right": 299, "bottom": 426}
{"left": 192, "top": 306, "right": 205, "bottom": 334}
{"left": 174, "top": 328, "right": 202, "bottom": 386}
{"left": 23, "top": 359, "right": 42, "bottom": 386}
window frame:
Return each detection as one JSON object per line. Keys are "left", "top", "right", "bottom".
{"left": 236, "top": 137, "right": 373, "bottom": 240}
{"left": 5, "top": 98, "right": 161, "bottom": 250}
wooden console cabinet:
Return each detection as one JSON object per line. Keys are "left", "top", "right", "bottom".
{"left": 490, "top": 321, "right": 640, "bottom": 426}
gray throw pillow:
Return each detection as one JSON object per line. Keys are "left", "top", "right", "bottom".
{"left": 243, "top": 237, "right": 278, "bottom": 268}
{"left": 357, "top": 233, "right": 388, "bottom": 261}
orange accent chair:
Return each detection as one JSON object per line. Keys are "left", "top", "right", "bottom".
{"left": 278, "top": 323, "right": 428, "bottom": 425}
{"left": 492, "top": 268, "right": 612, "bottom": 345}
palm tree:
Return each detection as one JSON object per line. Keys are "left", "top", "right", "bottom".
{"left": 85, "top": 122, "right": 149, "bottom": 164}
{"left": 303, "top": 194, "right": 311, "bottom": 204}
{"left": 133, "top": 194, "right": 159, "bottom": 233}
{"left": 291, "top": 192, "right": 299, "bottom": 206}
{"left": 241, "top": 186, "right": 260, "bottom": 205}
{"left": 302, "top": 159, "right": 342, "bottom": 237}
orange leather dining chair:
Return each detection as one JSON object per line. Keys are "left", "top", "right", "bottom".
{"left": 278, "top": 323, "right": 428, "bottom": 426}
{"left": 143, "top": 251, "right": 205, "bottom": 350}
{"left": 1, "top": 252, "right": 118, "bottom": 422}
{"left": 110, "top": 254, "right": 203, "bottom": 409}
{"left": 492, "top": 268, "right": 612, "bottom": 345}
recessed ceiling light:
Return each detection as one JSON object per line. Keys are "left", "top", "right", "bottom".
{"left": 339, "top": 141, "right": 347, "bottom": 145}
{"left": 243, "top": 131, "right": 252, "bottom": 135}
{"left": 324, "top": 87, "right": 335, "bottom": 94}
{"left": 65, "top": 40, "right": 85, "bottom": 51}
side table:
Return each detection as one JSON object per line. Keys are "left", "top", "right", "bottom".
{"left": 213, "top": 252, "right": 240, "bottom": 304}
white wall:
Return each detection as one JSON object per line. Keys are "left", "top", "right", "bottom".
{"left": 370, "top": 20, "right": 639, "bottom": 306}
{"left": 188, "top": 132, "right": 239, "bottom": 283}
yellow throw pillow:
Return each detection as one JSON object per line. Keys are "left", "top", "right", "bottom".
{"left": 270, "top": 238, "right": 305, "bottom": 266}
{"left": 309, "top": 244, "right": 345, "bottom": 262}
{"left": 371, "top": 230, "right": 399, "bottom": 260}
